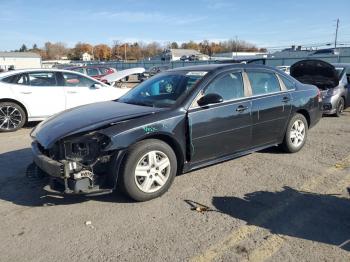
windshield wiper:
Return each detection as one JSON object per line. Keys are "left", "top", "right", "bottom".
{"left": 123, "top": 100, "right": 154, "bottom": 107}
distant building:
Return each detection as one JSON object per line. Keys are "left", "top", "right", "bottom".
{"left": 212, "top": 51, "right": 268, "bottom": 61}
{"left": 0, "top": 52, "right": 41, "bottom": 70}
{"left": 81, "top": 52, "right": 93, "bottom": 61}
{"left": 162, "top": 49, "right": 204, "bottom": 61}
{"left": 42, "top": 59, "right": 72, "bottom": 68}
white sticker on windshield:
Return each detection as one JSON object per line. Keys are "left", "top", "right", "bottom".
{"left": 186, "top": 71, "right": 207, "bottom": 76}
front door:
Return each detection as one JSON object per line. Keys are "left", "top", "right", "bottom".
{"left": 60, "top": 72, "right": 114, "bottom": 109}
{"left": 188, "top": 70, "right": 252, "bottom": 164}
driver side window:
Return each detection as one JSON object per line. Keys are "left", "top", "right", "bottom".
{"left": 62, "top": 72, "right": 96, "bottom": 87}
{"left": 204, "top": 72, "right": 244, "bottom": 101}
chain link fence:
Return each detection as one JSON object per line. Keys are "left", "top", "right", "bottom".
{"left": 58, "top": 55, "right": 350, "bottom": 70}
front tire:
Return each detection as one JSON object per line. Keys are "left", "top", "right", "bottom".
{"left": 281, "top": 113, "right": 308, "bottom": 153}
{"left": 120, "top": 139, "right": 177, "bottom": 201}
{"left": 335, "top": 97, "right": 345, "bottom": 117}
{"left": 0, "top": 102, "right": 26, "bottom": 132}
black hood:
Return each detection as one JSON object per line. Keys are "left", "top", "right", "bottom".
{"left": 31, "top": 101, "right": 164, "bottom": 148}
{"left": 290, "top": 60, "right": 339, "bottom": 90}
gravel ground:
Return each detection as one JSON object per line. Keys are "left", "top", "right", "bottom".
{"left": 0, "top": 110, "right": 349, "bottom": 262}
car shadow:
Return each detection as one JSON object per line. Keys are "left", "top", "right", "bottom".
{"left": 257, "top": 146, "right": 286, "bottom": 155}
{"left": 212, "top": 186, "right": 350, "bottom": 251}
{"left": 0, "top": 148, "right": 132, "bottom": 207}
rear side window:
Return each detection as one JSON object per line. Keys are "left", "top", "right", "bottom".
{"left": 99, "top": 67, "right": 110, "bottom": 74}
{"left": 205, "top": 72, "right": 244, "bottom": 101}
{"left": 28, "top": 72, "right": 57, "bottom": 86}
{"left": 246, "top": 71, "right": 281, "bottom": 95}
{"left": 86, "top": 68, "right": 99, "bottom": 76}
{"left": 280, "top": 76, "right": 295, "bottom": 90}
{"left": 1, "top": 74, "right": 29, "bottom": 85}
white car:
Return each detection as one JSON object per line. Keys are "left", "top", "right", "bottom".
{"left": 0, "top": 69, "right": 130, "bottom": 132}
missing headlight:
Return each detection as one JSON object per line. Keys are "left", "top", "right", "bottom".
{"left": 63, "top": 133, "right": 111, "bottom": 165}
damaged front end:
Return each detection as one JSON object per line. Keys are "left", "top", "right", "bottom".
{"left": 32, "top": 132, "right": 117, "bottom": 195}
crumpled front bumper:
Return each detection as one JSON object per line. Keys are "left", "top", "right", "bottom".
{"left": 31, "top": 141, "right": 64, "bottom": 177}
{"left": 31, "top": 141, "right": 113, "bottom": 196}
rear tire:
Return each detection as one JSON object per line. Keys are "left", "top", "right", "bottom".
{"left": 334, "top": 97, "right": 345, "bottom": 117}
{"left": 0, "top": 102, "right": 26, "bottom": 132}
{"left": 119, "top": 139, "right": 177, "bottom": 202}
{"left": 281, "top": 113, "right": 308, "bottom": 153}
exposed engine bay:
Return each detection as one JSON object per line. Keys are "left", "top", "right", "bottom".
{"left": 35, "top": 132, "right": 115, "bottom": 195}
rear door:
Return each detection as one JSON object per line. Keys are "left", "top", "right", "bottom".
{"left": 11, "top": 71, "right": 65, "bottom": 118}
{"left": 245, "top": 70, "right": 292, "bottom": 147}
{"left": 188, "top": 70, "right": 252, "bottom": 164}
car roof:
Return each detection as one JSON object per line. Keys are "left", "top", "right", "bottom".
{"left": 167, "top": 63, "right": 279, "bottom": 73}
{"left": 0, "top": 68, "right": 85, "bottom": 77}
{"left": 0, "top": 68, "right": 107, "bottom": 85}
{"left": 65, "top": 65, "right": 109, "bottom": 69}
{"left": 332, "top": 63, "right": 350, "bottom": 68}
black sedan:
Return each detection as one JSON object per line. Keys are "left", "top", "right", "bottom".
{"left": 31, "top": 64, "right": 322, "bottom": 201}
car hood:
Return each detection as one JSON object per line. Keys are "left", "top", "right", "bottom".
{"left": 101, "top": 68, "right": 145, "bottom": 83}
{"left": 290, "top": 60, "right": 339, "bottom": 90}
{"left": 31, "top": 101, "right": 164, "bottom": 148}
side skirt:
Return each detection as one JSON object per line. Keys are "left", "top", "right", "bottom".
{"left": 183, "top": 143, "right": 279, "bottom": 173}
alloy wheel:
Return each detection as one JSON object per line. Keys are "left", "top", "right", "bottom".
{"left": 134, "top": 150, "right": 171, "bottom": 193}
{"left": 290, "top": 119, "right": 305, "bottom": 148}
{"left": 0, "top": 106, "right": 23, "bottom": 131}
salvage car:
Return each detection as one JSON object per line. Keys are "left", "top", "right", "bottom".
{"left": 0, "top": 69, "right": 129, "bottom": 131}
{"left": 290, "top": 60, "right": 350, "bottom": 116}
{"left": 31, "top": 64, "right": 322, "bottom": 201}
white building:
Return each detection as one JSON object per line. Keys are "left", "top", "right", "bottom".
{"left": 81, "top": 52, "right": 93, "bottom": 61}
{"left": 211, "top": 51, "right": 268, "bottom": 61}
{"left": 0, "top": 52, "right": 41, "bottom": 70}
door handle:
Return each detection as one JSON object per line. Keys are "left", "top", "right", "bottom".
{"left": 236, "top": 105, "right": 248, "bottom": 112}
{"left": 282, "top": 96, "right": 290, "bottom": 103}
{"left": 67, "top": 91, "right": 77, "bottom": 94}
{"left": 20, "top": 91, "right": 32, "bottom": 94}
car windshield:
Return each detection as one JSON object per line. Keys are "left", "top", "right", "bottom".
{"left": 118, "top": 71, "right": 206, "bottom": 108}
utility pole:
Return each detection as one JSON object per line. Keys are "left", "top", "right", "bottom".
{"left": 334, "top": 18, "right": 339, "bottom": 49}
{"left": 235, "top": 35, "right": 238, "bottom": 58}
{"left": 124, "top": 43, "right": 127, "bottom": 62}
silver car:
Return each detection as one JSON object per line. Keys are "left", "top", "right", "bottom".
{"left": 290, "top": 60, "right": 350, "bottom": 116}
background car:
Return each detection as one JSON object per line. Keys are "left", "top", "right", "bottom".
{"left": 0, "top": 69, "right": 129, "bottom": 132}
{"left": 139, "top": 65, "right": 170, "bottom": 81}
{"left": 290, "top": 60, "right": 350, "bottom": 116}
{"left": 65, "top": 66, "right": 116, "bottom": 83}
{"left": 31, "top": 64, "right": 322, "bottom": 202}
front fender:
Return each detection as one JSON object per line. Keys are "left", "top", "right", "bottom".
{"left": 99, "top": 112, "right": 187, "bottom": 159}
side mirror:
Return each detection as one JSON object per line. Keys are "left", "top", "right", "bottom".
{"left": 91, "top": 83, "right": 103, "bottom": 89}
{"left": 197, "top": 93, "right": 223, "bottom": 107}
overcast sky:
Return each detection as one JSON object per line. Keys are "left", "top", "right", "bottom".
{"left": 1, "top": 0, "right": 350, "bottom": 51}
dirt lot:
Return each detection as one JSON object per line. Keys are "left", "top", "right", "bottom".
{"left": 0, "top": 110, "right": 350, "bottom": 262}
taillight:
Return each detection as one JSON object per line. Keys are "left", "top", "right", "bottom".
{"left": 317, "top": 89, "right": 322, "bottom": 102}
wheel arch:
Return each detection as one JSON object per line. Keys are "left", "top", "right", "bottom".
{"left": 138, "top": 134, "right": 185, "bottom": 175}
{"left": 295, "top": 109, "right": 310, "bottom": 127}
{"left": 0, "top": 98, "right": 29, "bottom": 122}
